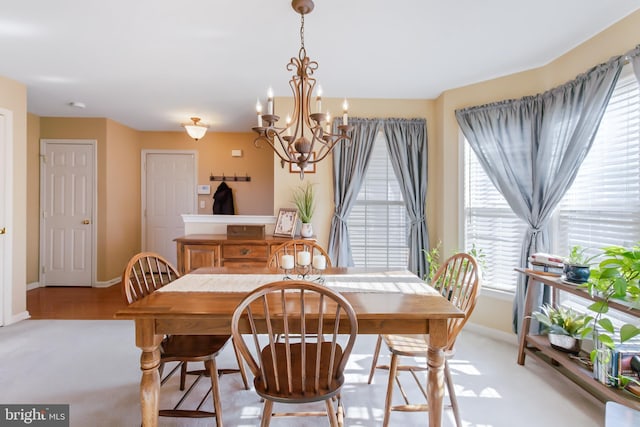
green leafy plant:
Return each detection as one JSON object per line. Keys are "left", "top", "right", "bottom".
{"left": 564, "top": 245, "right": 600, "bottom": 266}
{"left": 583, "top": 244, "right": 640, "bottom": 356}
{"left": 292, "top": 182, "right": 315, "bottom": 223}
{"left": 422, "top": 241, "right": 485, "bottom": 282}
{"left": 423, "top": 242, "right": 442, "bottom": 282}
{"left": 531, "top": 304, "right": 592, "bottom": 339}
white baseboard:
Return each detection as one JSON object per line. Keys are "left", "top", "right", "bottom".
{"left": 5, "top": 310, "right": 31, "bottom": 326}
{"left": 27, "top": 278, "right": 119, "bottom": 289}
{"left": 465, "top": 322, "right": 518, "bottom": 346}
{"left": 26, "top": 281, "right": 41, "bottom": 291}
{"left": 93, "top": 278, "right": 120, "bottom": 288}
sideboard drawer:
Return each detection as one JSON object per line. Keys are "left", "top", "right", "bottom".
{"left": 222, "top": 243, "right": 268, "bottom": 259}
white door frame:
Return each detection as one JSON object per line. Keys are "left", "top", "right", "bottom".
{"left": 141, "top": 149, "right": 198, "bottom": 253}
{"left": 39, "top": 139, "right": 97, "bottom": 287}
{"left": 0, "top": 109, "right": 13, "bottom": 325}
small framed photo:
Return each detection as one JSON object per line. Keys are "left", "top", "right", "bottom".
{"left": 289, "top": 152, "right": 316, "bottom": 174}
{"left": 273, "top": 208, "right": 299, "bottom": 238}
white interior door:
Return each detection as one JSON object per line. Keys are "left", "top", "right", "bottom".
{"left": 40, "top": 140, "right": 96, "bottom": 287}
{"left": 143, "top": 151, "right": 197, "bottom": 266}
{"left": 0, "top": 110, "right": 11, "bottom": 325}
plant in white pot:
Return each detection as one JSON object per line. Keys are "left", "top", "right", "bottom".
{"left": 292, "top": 182, "right": 315, "bottom": 238}
{"left": 531, "top": 304, "right": 592, "bottom": 354}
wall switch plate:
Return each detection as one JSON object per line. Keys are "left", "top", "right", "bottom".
{"left": 231, "top": 149, "right": 243, "bottom": 157}
{"left": 199, "top": 200, "right": 206, "bottom": 209}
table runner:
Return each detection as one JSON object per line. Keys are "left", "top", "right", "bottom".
{"left": 158, "top": 270, "right": 437, "bottom": 295}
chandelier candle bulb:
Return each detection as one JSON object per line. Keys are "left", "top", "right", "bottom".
{"left": 326, "top": 112, "right": 331, "bottom": 132}
{"left": 256, "top": 100, "right": 263, "bottom": 127}
{"left": 313, "top": 254, "right": 326, "bottom": 270}
{"left": 342, "top": 99, "right": 349, "bottom": 126}
{"left": 267, "top": 87, "right": 274, "bottom": 115}
{"left": 281, "top": 254, "right": 295, "bottom": 270}
{"left": 297, "top": 251, "right": 311, "bottom": 266}
{"left": 316, "top": 86, "right": 322, "bottom": 112}
{"left": 286, "top": 115, "right": 292, "bottom": 136}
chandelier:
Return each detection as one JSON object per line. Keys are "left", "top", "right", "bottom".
{"left": 252, "top": 0, "right": 352, "bottom": 179}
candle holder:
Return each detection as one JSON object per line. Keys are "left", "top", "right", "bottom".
{"left": 281, "top": 263, "right": 325, "bottom": 284}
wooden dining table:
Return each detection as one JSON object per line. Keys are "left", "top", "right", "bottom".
{"left": 114, "top": 266, "right": 464, "bottom": 427}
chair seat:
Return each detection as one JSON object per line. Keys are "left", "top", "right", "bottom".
{"left": 256, "top": 342, "right": 344, "bottom": 403}
{"left": 383, "top": 334, "right": 455, "bottom": 358}
{"left": 161, "top": 334, "right": 231, "bottom": 360}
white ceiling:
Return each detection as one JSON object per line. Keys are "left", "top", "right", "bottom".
{"left": 1, "top": 0, "right": 639, "bottom": 132}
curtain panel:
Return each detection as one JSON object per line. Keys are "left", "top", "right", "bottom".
{"left": 455, "top": 54, "right": 625, "bottom": 335}
{"left": 382, "top": 118, "right": 429, "bottom": 278}
{"left": 328, "top": 118, "right": 380, "bottom": 267}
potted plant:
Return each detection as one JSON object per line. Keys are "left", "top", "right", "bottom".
{"left": 584, "top": 244, "right": 640, "bottom": 352}
{"left": 292, "top": 182, "right": 315, "bottom": 238}
{"left": 531, "top": 304, "right": 592, "bottom": 354}
{"left": 563, "top": 245, "right": 600, "bottom": 284}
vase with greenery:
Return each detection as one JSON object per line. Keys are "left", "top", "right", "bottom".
{"left": 531, "top": 304, "right": 592, "bottom": 354}
{"left": 563, "top": 245, "right": 600, "bottom": 284}
{"left": 292, "top": 182, "right": 315, "bottom": 238}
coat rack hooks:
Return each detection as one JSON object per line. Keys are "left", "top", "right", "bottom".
{"left": 209, "top": 172, "right": 251, "bottom": 182}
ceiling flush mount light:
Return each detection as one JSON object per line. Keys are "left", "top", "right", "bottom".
{"left": 183, "top": 117, "right": 208, "bottom": 141}
{"left": 252, "top": 0, "right": 352, "bottom": 179}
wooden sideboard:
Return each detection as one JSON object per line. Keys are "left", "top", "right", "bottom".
{"left": 175, "top": 234, "right": 295, "bottom": 274}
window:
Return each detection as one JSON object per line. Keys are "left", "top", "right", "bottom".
{"left": 348, "top": 131, "right": 409, "bottom": 269}
{"left": 463, "top": 66, "right": 640, "bottom": 293}
{"left": 553, "top": 69, "right": 640, "bottom": 256}
{"left": 464, "top": 140, "right": 527, "bottom": 293}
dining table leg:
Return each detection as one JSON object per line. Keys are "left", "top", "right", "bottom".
{"left": 427, "top": 318, "right": 447, "bottom": 427}
{"left": 136, "top": 319, "right": 162, "bottom": 427}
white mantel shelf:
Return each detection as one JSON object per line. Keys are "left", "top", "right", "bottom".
{"left": 181, "top": 214, "right": 277, "bottom": 235}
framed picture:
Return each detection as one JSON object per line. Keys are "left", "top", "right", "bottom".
{"left": 273, "top": 208, "right": 299, "bottom": 238}
{"left": 289, "top": 152, "right": 316, "bottom": 174}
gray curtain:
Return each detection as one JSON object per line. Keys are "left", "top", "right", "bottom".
{"left": 382, "top": 118, "right": 429, "bottom": 278}
{"left": 456, "top": 55, "right": 625, "bottom": 336}
{"left": 328, "top": 118, "right": 381, "bottom": 267}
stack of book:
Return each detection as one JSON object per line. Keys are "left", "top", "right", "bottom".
{"left": 528, "top": 252, "right": 564, "bottom": 276}
{"left": 593, "top": 340, "right": 640, "bottom": 386}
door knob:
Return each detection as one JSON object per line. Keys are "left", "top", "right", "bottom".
{"left": 0, "top": 227, "right": 5, "bottom": 234}
{"left": 82, "top": 220, "right": 91, "bottom": 225}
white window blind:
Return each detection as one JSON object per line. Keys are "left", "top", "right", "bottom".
{"left": 554, "top": 70, "right": 640, "bottom": 256}
{"left": 463, "top": 65, "right": 640, "bottom": 294}
{"left": 348, "top": 131, "right": 409, "bottom": 269}
{"left": 464, "top": 142, "right": 527, "bottom": 292}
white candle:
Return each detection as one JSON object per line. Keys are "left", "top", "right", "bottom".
{"left": 267, "top": 87, "right": 274, "bottom": 115}
{"left": 342, "top": 98, "right": 349, "bottom": 126}
{"left": 286, "top": 115, "right": 292, "bottom": 136}
{"left": 325, "top": 112, "right": 331, "bottom": 133}
{"left": 281, "top": 254, "right": 294, "bottom": 270}
{"left": 256, "top": 100, "right": 263, "bottom": 127}
{"left": 316, "top": 86, "right": 323, "bottom": 113}
{"left": 297, "top": 251, "right": 311, "bottom": 266}
{"left": 313, "top": 254, "right": 326, "bottom": 270}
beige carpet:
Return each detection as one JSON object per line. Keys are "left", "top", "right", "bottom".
{"left": 0, "top": 320, "right": 603, "bottom": 426}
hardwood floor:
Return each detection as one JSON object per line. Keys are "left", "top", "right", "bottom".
{"left": 27, "top": 284, "right": 127, "bottom": 320}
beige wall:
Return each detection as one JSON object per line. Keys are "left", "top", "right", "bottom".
{"left": 26, "top": 121, "right": 274, "bottom": 283}
{"left": 272, "top": 98, "right": 435, "bottom": 249}
{"left": 12, "top": 9, "right": 640, "bottom": 331}
{"left": 0, "top": 75, "right": 27, "bottom": 322}
{"left": 26, "top": 113, "right": 40, "bottom": 284}
{"left": 139, "top": 131, "right": 273, "bottom": 216}
{"left": 436, "top": 10, "right": 640, "bottom": 333}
